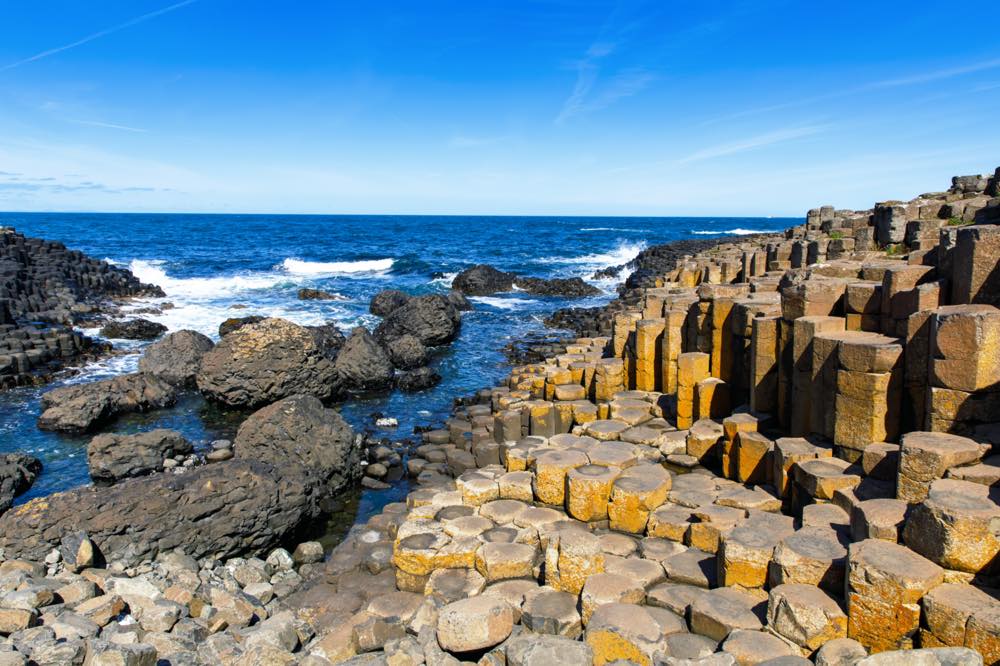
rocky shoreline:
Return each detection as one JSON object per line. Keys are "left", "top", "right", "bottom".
{"left": 1, "top": 168, "right": 1000, "bottom": 664}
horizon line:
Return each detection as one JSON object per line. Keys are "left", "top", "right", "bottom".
{"left": 0, "top": 209, "right": 806, "bottom": 220}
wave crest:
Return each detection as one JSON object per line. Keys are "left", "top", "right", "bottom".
{"left": 279, "top": 257, "right": 394, "bottom": 275}
{"left": 691, "top": 228, "right": 780, "bottom": 236}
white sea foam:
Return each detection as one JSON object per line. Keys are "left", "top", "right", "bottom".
{"left": 470, "top": 296, "right": 539, "bottom": 310}
{"left": 429, "top": 271, "right": 458, "bottom": 287}
{"left": 691, "top": 228, "right": 780, "bottom": 236}
{"left": 538, "top": 240, "right": 647, "bottom": 269}
{"left": 130, "top": 259, "right": 293, "bottom": 298}
{"left": 279, "top": 257, "right": 394, "bottom": 275}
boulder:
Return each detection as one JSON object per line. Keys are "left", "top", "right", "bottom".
{"left": 386, "top": 334, "right": 427, "bottom": 370}
{"left": 218, "top": 315, "right": 264, "bottom": 337}
{"left": 397, "top": 367, "right": 441, "bottom": 392}
{"left": 0, "top": 459, "right": 314, "bottom": 567}
{"left": 374, "top": 295, "right": 461, "bottom": 346}
{"left": 452, "top": 264, "right": 601, "bottom": 297}
{"left": 334, "top": 327, "right": 394, "bottom": 391}
{"left": 99, "top": 319, "right": 167, "bottom": 340}
{"left": 297, "top": 288, "right": 344, "bottom": 300}
{"left": 37, "top": 373, "right": 177, "bottom": 433}
{"left": 446, "top": 290, "right": 473, "bottom": 311}
{"left": 87, "top": 429, "right": 193, "bottom": 485}
{"left": 234, "top": 394, "right": 359, "bottom": 497}
{"left": 369, "top": 289, "right": 411, "bottom": 317}
{"left": 196, "top": 318, "right": 339, "bottom": 407}
{"left": 452, "top": 265, "right": 515, "bottom": 295}
{"left": 0, "top": 453, "right": 41, "bottom": 514}
{"left": 137, "top": 330, "right": 214, "bottom": 387}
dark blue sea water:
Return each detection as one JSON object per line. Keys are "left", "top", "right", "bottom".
{"left": 0, "top": 213, "right": 794, "bottom": 521}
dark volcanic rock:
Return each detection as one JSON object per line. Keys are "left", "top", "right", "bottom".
{"left": 515, "top": 276, "right": 602, "bottom": 297}
{"left": 297, "top": 288, "right": 345, "bottom": 301}
{"left": 452, "top": 264, "right": 601, "bottom": 297}
{"left": 369, "top": 289, "right": 411, "bottom": 317}
{"left": 234, "top": 394, "right": 359, "bottom": 497}
{"left": 0, "top": 395, "right": 358, "bottom": 566}
{"left": 37, "top": 372, "right": 178, "bottom": 433}
{"left": 197, "top": 318, "right": 339, "bottom": 408}
{"left": 307, "top": 323, "right": 347, "bottom": 360}
{"left": 218, "top": 315, "right": 265, "bottom": 337}
{"left": 452, "top": 265, "right": 515, "bottom": 296}
{"left": 0, "top": 453, "right": 41, "bottom": 514}
{"left": 375, "top": 295, "right": 461, "bottom": 346}
{"left": 386, "top": 334, "right": 428, "bottom": 370}
{"left": 334, "top": 327, "right": 395, "bottom": 391}
{"left": 397, "top": 367, "right": 441, "bottom": 392}
{"left": 99, "top": 318, "right": 168, "bottom": 340}
{"left": 87, "top": 429, "right": 193, "bottom": 485}
{"left": 137, "top": 329, "right": 215, "bottom": 387}
{"left": 0, "top": 459, "right": 316, "bottom": 566}
{"left": 446, "top": 290, "right": 473, "bottom": 311}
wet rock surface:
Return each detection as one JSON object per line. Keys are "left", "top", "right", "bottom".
{"left": 453, "top": 263, "right": 602, "bottom": 297}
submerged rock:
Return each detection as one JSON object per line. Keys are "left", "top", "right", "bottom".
{"left": 197, "top": 318, "right": 339, "bottom": 408}
{"left": 297, "top": 288, "right": 345, "bottom": 300}
{"left": 334, "top": 327, "right": 395, "bottom": 391}
{"left": 137, "top": 329, "right": 215, "bottom": 387}
{"left": 37, "top": 373, "right": 177, "bottom": 433}
{"left": 87, "top": 429, "right": 194, "bottom": 485}
{"left": 374, "top": 294, "right": 461, "bottom": 346}
{"left": 0, "top": 453, "right": 41, "bottom": 514}
{"left": 99, "top": 318, "right": 168, "bottom": 340}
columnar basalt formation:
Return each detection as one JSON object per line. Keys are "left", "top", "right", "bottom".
{"left": 255, "top": 168, "right": 999, "bottom": 665}
{"left": 1, "top": 168, "right": 999, "bottom": 664}
{"left": 0, "top": 227, "right": 162, "bottom": 388}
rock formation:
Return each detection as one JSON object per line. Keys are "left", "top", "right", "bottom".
{"left": 87, "top": 429, "right": 194, "bottom": 485}
{"left": 197, "top": 317, "right": 340, "bottom": 407}
{"left": 453, "top": 263, "right": 602, "bottom": 297}
{"left": 137, "top": 329, "right": 215, "bottom": 387}
{"left": 37, "top": 372, "right": 177, "bottom": 433}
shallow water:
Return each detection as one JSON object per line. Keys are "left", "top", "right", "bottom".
{"left": 0, "top": 212, "right": 795, "bottom": 522}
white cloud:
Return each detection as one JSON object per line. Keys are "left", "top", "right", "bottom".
{"left": 676, "top": 125, "right": 828, "bottom": 164}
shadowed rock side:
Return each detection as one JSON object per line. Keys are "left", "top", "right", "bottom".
{"left": 0, "top": 452, "right": 41, "bottom": 513}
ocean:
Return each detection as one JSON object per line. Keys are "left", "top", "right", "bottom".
{"left": 0, "top": 212, "right": 795, "bottom": 524}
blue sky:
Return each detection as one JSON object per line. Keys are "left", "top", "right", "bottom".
{"left": 0, "top": 0, "right": 998, "bottom": 216}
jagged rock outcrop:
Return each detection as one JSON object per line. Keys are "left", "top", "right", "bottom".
{"left": 233, "top": 394, "right": 359, "bottom": 498}
{"left": 0, "top": 453, "right": 41, "bottom": 513}
{"left": 87, "top": 429, "right": 193, "bottom": 485}
{"left": 138, "top": 329, "right": 214, "bottom": 387}
{"left": 99, "top": 318, "right": 167, "bottom": 340}
{"left": 334, "top": 327, "right": 395, "bottom": 391}
{"left": 37, "top": 372, "right": 177, "bottom": 433}
{"left": 370, "top": 289, "right": 411, "bottom": 317}
{"left": 197, "top": 318, "right": 339, "bottom": 407}
{"left": 453, "top": 264, "right": 601, "bottom": 297}
{"left": 375, "top": 294, "right": 461, "bottom": 346}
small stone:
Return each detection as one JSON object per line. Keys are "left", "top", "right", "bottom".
{"left": 292, "top": 542, "right": 324, "bottom": 565}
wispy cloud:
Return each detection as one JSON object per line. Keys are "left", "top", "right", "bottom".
{"left": 67, "top": 119, "right": 148, "bottom": 133}
{"left": 1, "top": 0, "right": 197, "bottom": 71}
{"left": 871, "top": 58, "right": 1000, "bottom": 89}
{"left": 677, "top": 125, "right": 828, "bottom": 164}
{"left": 704, "top": 56, "right": 1000, "bottom": 125}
